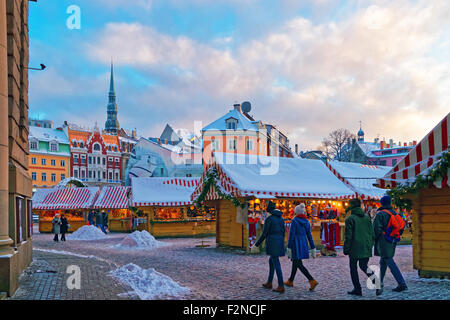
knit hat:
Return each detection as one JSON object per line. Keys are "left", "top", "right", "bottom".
{"left": 349, "top": 198, "right": 361, "bottom": 208}
{"left": 294, "top": 203, "right": 306, "bottom": 215}
{"left": 380, "top": 195, "right": 391, "bottom": 207}
{"left": 266, "top": 201, "right": 276, "bottom": 213}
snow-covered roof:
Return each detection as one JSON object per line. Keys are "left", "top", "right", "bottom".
{"left": 192, "top": 153, "right": 356, "bottom": 201}
{"left": 32, "top": 187, "right": 100, "bottom": 210}
{"left": 202, "top": 109, "right": 258, "bottom": 132}
{"left": 326, "top": 161, "right": 390, "bottom": 200}
{"left": 132, "top": 177, "right": 200, "bottom": 207}
{"left": 357, "top": 142, "right": 380, "bottom": 156}
{"left": 29, "top": 126, "right": 70, "bottom": 144}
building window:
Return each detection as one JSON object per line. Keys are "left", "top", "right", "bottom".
{"left": 97, "top": 157, "right": 101, "bottom": 165}
{"left": 246, "top": 139, "right": 254, "bottom": 151}
{"left": 81, "top": 170, "right": 86, "bottom": 179}
{"left": 80, "top": 142, "right": 84, "bottom": 148}
{"left": 61, "top": 174, "right": 66, "bottom": 181}
{"left": 103, "top": 172, "right": 106, "bottom": 180}
{"left": 41, "top": 173, "right": 47, "bottom": 181}
{"left": 226, "top": 118, "right": 238, "bottom": 130}
{"left": 109, "top": 172, "right": 113, "bottom": 180}
{"left": 74, "top": 155, "right": 79, "bottom": 164}
{"left": 49, "top": 142, "right": 58, "bottom": 152}
{"left": 61, "top": 160, "right": 65, "bottom": 167}
{"left": 31, "top": 172, "right": 36, "bottom": 181}
{"left": 102, "top": 158, "right": 106, "bottom": 166}
{"left": 30, "top": 140, "right": 38, "bottom": 150}
{"left": 51, "top": 174, "right": 56, "bottom": 182}
{"left": 81, "top": 155, "right": 86, "bottom": 164}
{"left": 31, "top": 157, "right": 36, "bottom": 165}
{"left": 41, "top": 158, "right": 47, "bottom": 165}
{"left": 73, "top": 170, "right": 78, "bottom": 178}
{"left": 89, "top": 171, "right": 92, "bottom": 179}
{"left": 392, "top": 159, "right": 397, "bottom": 166}
{"left": 93, "top": 171, "right": 96, "bottom": 179}
{"left": 211, "top": 139, "right": 220, "bottom": 151}
{"left": 88, "top": 156, "right": 92, "bottom": 164}
{"left": 228, "top": 139, "right": 237, "bottom": 151}
{"left": 93, "top": 143, "right": 101, "bottom": 152}
{"left": 115, "top": 172, "right": 119, "bottom": 181}
{"left": 51, "top": 159, "right": 56, "bottom": 166}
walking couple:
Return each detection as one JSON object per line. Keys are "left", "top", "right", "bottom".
{"left": 252, "top": 201, "right": 318, "bottom": 294}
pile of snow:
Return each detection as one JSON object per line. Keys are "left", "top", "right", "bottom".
{"left": 67, "top": 225, "right": 107, "bottom": 241}
{"left": 109, "top": 263, "right": 190, "bottom": 299}
{"left": 113, "top": 230, "right": 167, "bottom": 250}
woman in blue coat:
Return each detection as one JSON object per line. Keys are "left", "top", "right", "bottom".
{"left": 285, "top": 204, "right": 318, "bottom": 291}
{"left": 254, "top": 201, "right": 286, "bottom": 293}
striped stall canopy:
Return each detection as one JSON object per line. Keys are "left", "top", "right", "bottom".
{"left": 93, "top": 186, "right": 130, "bottom": 209}
{"left": 326, "top": 161, "right": 391, "bottom": 200}
{"left": 132, "top": 177, "right": 199, "bottom": 207}
{"left": 377, "top": 112, "right": 450, "bottom": 189}
{"left": 32, "top": 187, "right": 100, "bottom": 210}
{"left": 191, "top": 153, "right": 356, "bottom": 202}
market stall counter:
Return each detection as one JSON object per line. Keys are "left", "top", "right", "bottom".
{"left": 93, "top": 186, "right": 133, "bottom": 232}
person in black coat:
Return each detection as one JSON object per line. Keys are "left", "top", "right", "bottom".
{"left": 60, "top": 214, "right": 69, "bottom": 242}
{"left": 254, "top": 201, "right": 286, "bottom": 293}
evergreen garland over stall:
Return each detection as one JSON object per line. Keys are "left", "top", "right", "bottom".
{"left": 388, "top": 149, "right": 450, "bottom": 210}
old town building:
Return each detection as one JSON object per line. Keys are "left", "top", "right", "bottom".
{"left": 28, "top": 125, "right": 71, "bottom": 189}
{"left": 0, "top": 0, "right": 33, "bottom": 296}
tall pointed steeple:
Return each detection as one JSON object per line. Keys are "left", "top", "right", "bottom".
{"left": 105, "top": 60, "right": 120, "bottom": 135}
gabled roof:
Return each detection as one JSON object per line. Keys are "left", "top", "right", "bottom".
{"left": 32, "top": 187, "right": 100, "bottom": 210}
{"left": 326, "top": 161, "right": 390, "bottom": 200}
{"left": 378, "top": 112, "right": 449, "bottom": 188}
{"left": 191, "top": 153, "right": 356, "bottom": 201}
{"left": 202, "top": 109, "right": 258, "bottom": 132}
{"left": 132, "top": 177, "right": 199, "bottom": 207}
{"left": 94, "top": 186, "right": 130, "bottom": 209}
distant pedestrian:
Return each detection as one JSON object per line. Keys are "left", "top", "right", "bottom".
{"left": 60, "top": 214, "right": 69, "bottom": 241}
{"left": 374, "top": 195, "right": 407, "bottom": 295}
{"left": 254, "top": 201, "right": 286, "bottom": 293}
{"left": 343, "top": 198, "right": 375, "bottom": 296}
{"left": 52, "top": 214, "right": 61, "bottom": 242}
{"left": 88, "top": 210, "right": 95, "bottom": 226}
{"left": 102, "top": 211, "right": 109, "bottom": 233}
{"left": 285, "top": 204, "right": 318, "bottom": 291}
{"left": 96, "top": 211, "right": 106, "bottom": 234}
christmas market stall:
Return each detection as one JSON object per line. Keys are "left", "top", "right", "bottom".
{"left": 326, "top": 161, "right": 391, "bottom": 218}
{"left": 131, "top": 177, "right": 216, "bottom": 238}
{"left": 93, "top": 186, "right": 132, "bottom": 232}
{"left": 378, "top": 112, "right": 450, "bottom": 278}
{"left": 191, "top": 153, "right": 357, "bottom": 253}
{"left": 32, "top": 187, "right": 100, "bottom": 233}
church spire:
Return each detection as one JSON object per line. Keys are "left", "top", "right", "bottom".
{"left": 105, "top": 61, "right": 120, "bottom": 135}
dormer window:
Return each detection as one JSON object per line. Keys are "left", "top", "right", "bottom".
{"left": 49, "top": 141, "right": 58, "bottom": 152}
{"left": 79, "top": 142, "right": 84, "bottom": 148}
{"left": 93, "top": 142, "right": 101, "bottom": 152}
{"left": 226, "top": 118, "right": 238, "bottom": 130}
{"left": 30, "top": 140, "right": 38, "bottom": 150}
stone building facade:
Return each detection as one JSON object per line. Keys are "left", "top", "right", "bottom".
{"left": 0, "top": 0, "right": 33, "bottom": 296}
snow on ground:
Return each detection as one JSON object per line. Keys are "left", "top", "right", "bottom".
{"left": 112, "top": 230, "right": 168, "bottom": 250}
{"left": 67, "top": 225, "right": 107, "bottom": 241}
{"left": 109, "top": 263, "right": 190, "bottom": 300}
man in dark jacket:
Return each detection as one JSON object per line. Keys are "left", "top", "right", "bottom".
{"left": 344, "top": 198, "right": 375, "bottom": 296}
{"left": 255, "top": 201, "right": 286, "bottom": 293}
{"left": 102, "top": 211, "right": 109, "bottom": 233}
{"left": 96, "top": 211, "right": 107, "bottom": 234}
{"left": 373, "top": 195, "right": 407, "bottom": 295}
{"left": 88, "top": 210, "right": 95, "bottom": 226}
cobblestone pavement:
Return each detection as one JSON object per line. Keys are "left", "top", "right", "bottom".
{"left": 10, "top": 232, "right": 450, "bottom": 300}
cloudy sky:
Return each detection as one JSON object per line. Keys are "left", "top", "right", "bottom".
{"left": 29, "top": 0, "right": 450, "bottom": 151}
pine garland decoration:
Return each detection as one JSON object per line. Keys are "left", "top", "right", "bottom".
{"left": 194, "top": 167, "right": 246, "bottom": 208}
{"left": 388, "top": 148, "right": 450, "bottom": 210}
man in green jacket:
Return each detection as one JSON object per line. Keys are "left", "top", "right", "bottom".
{"left": 373, "top": 195, "right": 407, "bottom": 295}
{"left": 344, "top": 198, "right": 375, "bottom": 296}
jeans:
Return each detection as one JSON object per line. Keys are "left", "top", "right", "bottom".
{"left": 98, "top": 224, "right": 107, "bottom": 234}
{"left": 380, "top": 257, "right": 406, "bottom": 287}
{"left": 53, "top": 234, "right": 59, "bottom": 242}
{"left": 349, "top": 257, "right": 373, "bottom": 290}
{"left": 289, "top": 259, "right": 314, "bottom": 281}
{"left": 267, "top": 256, "right": 284, "bottom": 287}
{"left": 61, "top": 233, "right": 66, "bottom": 241}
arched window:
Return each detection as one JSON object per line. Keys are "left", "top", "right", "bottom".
{"left": 93, "top": 143, "right": 101, "bottom": 152}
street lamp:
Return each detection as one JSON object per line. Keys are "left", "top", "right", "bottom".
{"left": 25, "top": 64, "right": 46, "bottom": 71}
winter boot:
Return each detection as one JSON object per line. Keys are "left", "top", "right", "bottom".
{"left": 262, "top": 282, "right": 272, "bottom": 289}
{"left": 376, "top": 285, "right": 384, "bottom": 296}
{"left": 272, "top": 286, "right": 285, "bottom": 293}
{"left": 347, "top": 288, "right": 362, "bottom": 296}
{"left": 392, "top": 284, "right": 408, "bottom": 292}
{"left": 309, "top": 279, "right": 318, "bottom": 291}
{"left": 284, "top": 279, "right": 294, "bottom": 287}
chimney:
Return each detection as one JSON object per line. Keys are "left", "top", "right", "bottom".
{"left": 380, "top": 141, "right": 385, "bottom": 149}
{"left": 233, "top": 103, "right": 241, "bottom": 113}
{"left": 413, "top": 140, "right": 417, "bottom": 146}
{"left": 295, "top": 144, "right": 298, "bottom": 154}
{"left": 404, "top": 142, "right": 407, "bottom": 147}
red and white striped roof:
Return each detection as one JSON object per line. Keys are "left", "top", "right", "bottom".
{"left": 32, "top": 187, "right": 100, "bottom": 210}
{"left": 93, "top": 186, "right": 130, "bottom": 209}
{"left": 132, "top": 177, "right": 199, "bottom": 207}
{"left": 191, "top": 153, "right": 356, "bottom": 202}
{"left": 378, "top": 112, "right": 449, "bottom": 189}
{"left": 326, "top": 161, "right": 390, "bottom": 200}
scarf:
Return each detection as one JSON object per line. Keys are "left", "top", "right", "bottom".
{"left": 295, "top": 214, "right": 308, "bottom": 220}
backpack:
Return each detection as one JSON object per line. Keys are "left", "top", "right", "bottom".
{"left": 381, "top": 210, "right": 405, "bottom": 243}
